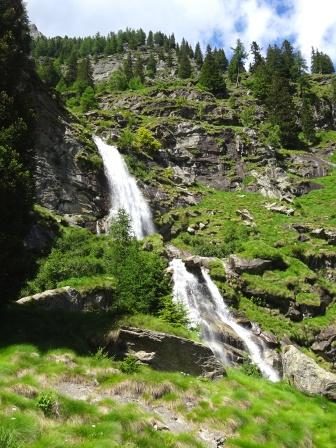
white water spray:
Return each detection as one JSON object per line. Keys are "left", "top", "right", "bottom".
{"left": 94, "top": 136, "right": 155, "bottom": 239}
{"left": 171, "top": 259, "right": 279, "bottom": 382}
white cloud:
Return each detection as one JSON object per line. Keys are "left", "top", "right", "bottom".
{"left": 25, "top": 0, "right": 336, "bottom": 67}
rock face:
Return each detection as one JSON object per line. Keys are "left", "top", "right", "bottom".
{"left": 107, "top": 326, "right": 225, "bottom": 377}
{"left": 17, "top": 286, "right": 113, "bottom": 312}
{"left": 31, "top": 81, "right": 108, "bottom": 224}
{"left": 282, "top": 344, "right": 336, "bottom": 401}
{"left": 312, "top": 325, "right": 336, "bottom": 364}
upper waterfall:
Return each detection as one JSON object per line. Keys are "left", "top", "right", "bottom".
{"left": 170, "top": 259, "right": 279, "bottom": 382}
{"left": 94, "top": 136, "right": 155, "bottom": 239}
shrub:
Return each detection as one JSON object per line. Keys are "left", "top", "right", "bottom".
{"left": 159, "top": 295, "right": 189, "bottom": 327}
{"left": 109, "top": 69, "right": 128, "bottom": 91}
{"left": 118, "top": 128, "right": 135, "bottom": 151}
{"left": 133, "top": 127, "right": 161, "bottom": 153}
{"left": 37, "top": 392, "right": 58, "bottom": 417}
{"left": 120, "top": 355, "right": 140, "bottom": 374}
{"left": 259, "top": 122, "right": 281, "bottom": 148}
{"left": 240, "top": 358, "right": 262, "bottom": 378}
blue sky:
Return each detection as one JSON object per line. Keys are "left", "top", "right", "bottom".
{"left": 25, "top": 0, "right": 336, "bottom": 65}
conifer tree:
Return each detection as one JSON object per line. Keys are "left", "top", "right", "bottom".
{"left": 147, "top": 31, "right": 154, "bottom": 48}
{"left": 214, "top": 48, "right": 228, "bottom": 72}
{"left": 76, "top": 57, "right": 94, "bottom": 90}
{"left": 266, "top": 74, "right": 298, "bottom": 147}
{"left": 0, "top": 0, "right": 34, "bottom": 298}
{"left": 123, "top": 52, "right": 134, "bottom": 82}
{"left": 178, "top": 50, "right": 192, "bottom": 79}
{"left": 64, "top": 50, "right": 78, "bottom": 85}
{"left": 250, "top": 41, "right": 264, "bottom": 73}
{"left": 146, "top": 52, "right": 157, "bottom": 78}
{"left": 166, "top": 49, "right": 173, "bottom": 68}
{"left": 195, "top": 42, "right": 203, "bottom": 68}
{"left": 134, "top": 52, "right": 145, "bottom": 82}
{"left": 228, "top": 39, "right": 247, "bottom": 85}
{"left": 199, "top": 51, "right": 227, "bottom": 96}
{"left": 311, "top": 48, "right": 335, "bottom": 74}
{"left": 301, "top": 96, "right": 316, "bottom": 143}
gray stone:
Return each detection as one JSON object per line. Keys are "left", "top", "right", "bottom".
{"left": 107, "top": 327, "right": 225, "bottom": 377}
{"left": 282, "top": 345, "right": 336, "bottom": 401}
{"left": 228, "top": 255, "right": 274, "bottom": 275}
{"left": 17, "top": 287, "right": 113, "bottom": 312}
{"left": 265, "top": 202, "right": 295, "bottom": 216}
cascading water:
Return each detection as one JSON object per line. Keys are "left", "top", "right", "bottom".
{"left": 94, "top": 136, "right": 155, "bottom": 239}
{"left": 171, "top": 259, "right": 279, "bottom": 382}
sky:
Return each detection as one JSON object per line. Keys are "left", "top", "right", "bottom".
{"left": 25, "top": 0, "right": 336, "bottom": 65}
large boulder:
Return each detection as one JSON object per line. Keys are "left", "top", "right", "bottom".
{"left": 107, "top": 326, "right": 225, "bottom": 377}
{"left": 17, "top": 287, "right": 113, "bottom": 312}
{"left": 282, "top": 344, "right": 336, "bottom": 401}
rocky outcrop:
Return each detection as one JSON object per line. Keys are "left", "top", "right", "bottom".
{"left": 312, "top": 325, "right": 336, "bottom": 364}
{"left": 31, "top": 80, "right": 108, "bottom": 224}
{"left": 17, "top": 286, "right": 113, "bottom": 312}
{"left": 282, "top": 344, "right": 336, "bottom": 401}
{"left": 107, "top": 327, "right": 225, "bottom": 377}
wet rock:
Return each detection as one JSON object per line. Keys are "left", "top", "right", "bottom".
{"left": 282, "top": 344, "right": 336, "bottom": 401}
{"left": 107, "top": 327, "right": 225, "bottom": 376}
{"left": 259, "top": 331, "right": 279, "bottom": 348}
{"left": 17, "top": 287, "right": 113, "bottom": 312}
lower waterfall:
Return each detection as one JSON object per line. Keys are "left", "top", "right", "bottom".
{"left": 94, "top": 136, "right": 155, "bottom": 239}
{"left": 170, "top": 258, "right": 279, "bottom": 382}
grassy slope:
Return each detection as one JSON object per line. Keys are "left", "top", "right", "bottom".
{"left": 170, "top": 163, "right": 336, "bottom": 343}
{"left": 1, "top": 343, "right": 336, "bottom": 448}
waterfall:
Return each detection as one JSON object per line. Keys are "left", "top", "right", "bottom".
{"left": 170, "top": 259, "right": 279, "bottom": 382}
{"left": 94, "top": 136, "right": 155, "bottom": 239}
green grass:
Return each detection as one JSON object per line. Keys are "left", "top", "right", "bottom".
{"left": 0, "top": 343, "right": 336, "bottom": 447}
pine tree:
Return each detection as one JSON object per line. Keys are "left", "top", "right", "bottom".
{"left": 146, "top": 52, "right": 157, "bottom": 78}
{"left": 195, "top": 42, "right": 203, "bottom": 68}
{"left": 64, "top": 50, "right": 78, "bottom": 85}
{"left": 301, "top": 96, "right": 316, "bottom": 143}
{"left": 178, "top": 50, "right": 192, "bottom": 79}
{"left": 199, "top": 52, "right": 227, "bottom": 96}
{"left": 166, "top": 49, "right": 173, "bottom": 68}
{"left": 266, "top": 74, "right": 298, "bottom": 148}
{"left": 0, "top": 0, "right": 34, "bottom": 298}
{"left": 123, "top": 52, "right": 133, "bottom": 82}
{"left": 75, "top": 58, "right": 94, "bottom": 93}
{"left": 311, "top": 48, "right": 335, "bottom": 74}
{"left": 214, "top": 48, "right": 228, "bottom": 72}
{"left": 228, "top": 39, "right": 247, "bottom": 85}
{"left": 134, "top": 52, "right": 145, "bottom": 82}
{"left": 147, "top": 31, "right": 154, "bottom": 48}
{"left": 250, "top": 41, "right": 263, "bottom": 73}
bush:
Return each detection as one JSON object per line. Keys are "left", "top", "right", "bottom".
{"left": 120, "top": 355, "right": 140, "bottom": 374}
{"left": 109, "top": 69, "right": 128, "bottom": 91}
{"left": 128, "top": 76, "right": 144, "bottom": 91}
{"left": 240, "top": 358, "right": 262, "bottom": 378}
{"left": 133, "top": 127, "right": 161, "bottom": 153}
{"left": 159, "top": 295, "right": 189, "bottom": 327}
{"left": 80, "top": 86, "right": 97, "bottom": 112}
{"left": 118, "top": 128, "right": 135, "bottom": 151}
{"left": 37, "top": 392, "right": 58, "bottom": 417}
{"left": 260, "top": 122, "right": 281, "bottom": 148}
